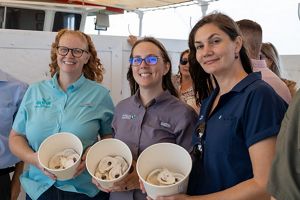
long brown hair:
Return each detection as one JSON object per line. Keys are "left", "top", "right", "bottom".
{"left": 49, "top": 29, "right": 104, "bottom": 82}
{"left": 127, "top": 37, "right": 178, "bottom": 98}
{"left": 188, "top": 13, "right": 252, "bottom": 104}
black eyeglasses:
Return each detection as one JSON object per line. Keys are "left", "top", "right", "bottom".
{"left": 193, "top": 122, "right": 206, "bottom": 159}
{"left": 129, "top": 55, "right": 159, "bottom": 66}
{"left": 57, "top": 46, "right": 89, "bottom": 58}
{"left": 180, "top": 59, "right": 188, "bottom": 65}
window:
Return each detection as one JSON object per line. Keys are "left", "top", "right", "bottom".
{"left": 4, "top": 7, "right": 45, "bottom": 31}
{"left": 0, "top": 7, "right": 4, "bottom": 28}
{"left": 52, "top": 12, "right": 81, "bottom": 32}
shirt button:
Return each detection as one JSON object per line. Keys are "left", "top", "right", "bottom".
{"left": 219, "top": 115, "right": 222, "bottom": 119}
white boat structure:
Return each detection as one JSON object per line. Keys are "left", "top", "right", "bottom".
{"left": 0, "top": 0, "right": 299, "bottom": 104}
{"left": 0, "top": 0, "right": 197, "bottom": 103}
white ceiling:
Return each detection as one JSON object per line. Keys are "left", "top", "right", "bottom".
{"left": 6, "top": 0, "right": 193, "bottom": 11}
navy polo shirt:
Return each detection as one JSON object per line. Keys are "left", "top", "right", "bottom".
{"left": 188, "top": 72, "right": 287, "bottom": 195}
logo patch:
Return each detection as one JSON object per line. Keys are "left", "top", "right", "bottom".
{"left": 160, "top": 122, "right": 171, "bottom": 128}
{"left": 35, "top": 98, "right": 51, "bottom": 108}
{"left": 122, "top": 114, "right": 136, "bottom": 120}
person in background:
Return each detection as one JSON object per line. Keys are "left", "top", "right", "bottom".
{"left": 9, "top": 29, "right": 114, "bottom": 200}
{"left": 0, "top": 69, "right": 28, "bottom": 200}
{"left": 127, "top": 35, "right": 138, "bottom": 47}
{"left": 267, "top": 89, "right": 300, "bottom": 199}
{"left": 236, "top": 19, "right": 292, "bottom": 104}
{"left": 173, "top": 49, "right": 200, "bottom": 114}
{"left": 147, "top": 12, "right": 287, "bottom": 200}
{"left": 93, "top": 37, "right": 197, "bottom": 200}
{"left": 261, "top": 42, "right": 297, "bottom": 97}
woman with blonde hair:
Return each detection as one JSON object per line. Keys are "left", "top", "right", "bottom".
{"left": 261, "top": 42, "right": 297, "bottom": 97}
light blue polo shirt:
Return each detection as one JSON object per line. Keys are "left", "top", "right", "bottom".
{"left": 12, "top": 74, "right": 114, "bottom": 200}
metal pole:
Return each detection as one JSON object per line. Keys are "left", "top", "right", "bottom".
{"left": 134, "top": 10, "right": 144, "bottom": 37}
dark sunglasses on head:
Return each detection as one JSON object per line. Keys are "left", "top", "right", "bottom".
{"left": 180, "top": 59, "right": 188, "bottom": 65}
{"left": 129, "top": 55, "right": 159, "bottom": 66}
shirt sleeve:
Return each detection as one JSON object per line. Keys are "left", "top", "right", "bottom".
{"left": 243, "top": 85, "right": 287, "bottom": 147}
{"left": 15, "top": 82, "right": 28, "bottom": 111}
{"left": 98, "top": 91, "right": 115, "bottom": 137}
{"left": 175, "top": 106, "right": 198, "bottom": 152}
{"left": 0, "top": 135, "right": 20, "bottom": 168}
{"left": 267, "top": 90, "right": 300, "bottom": 199}
{"left": 12, "top": 87, "right": 31, "bottom": 136}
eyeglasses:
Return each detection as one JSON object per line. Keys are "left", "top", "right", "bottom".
{"left": 129, "top": 55, "right": 159, "bottom": 66}
{"left": 193, "top": 122, "right": 206, "bottom": 159}
{"left": 57, "top": 46, "right": 89, "bottom": 58}
{"left": 180, "top": 59, "right": 188, "bottom": 65}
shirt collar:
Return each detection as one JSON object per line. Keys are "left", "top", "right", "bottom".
{"left": 210, "top": 72, "right": 262, "bottom": 96}
{"left": 251, "top": 59, "right": 267, "bottom": 70}
{"left": 201, "top": 72, "right": 262, "bottom": 120}
{"left": 133, "top": 90, "right": 172, "bottom": 108}
{"left": 230, "top": 72, "right": 262, "bottom": 93}
{"left": 51, "top": 73, "right": 86, "bottom": 92}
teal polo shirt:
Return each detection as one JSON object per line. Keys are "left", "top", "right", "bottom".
{"left": 12, "top": 74, "right": 114, "bottom": 200}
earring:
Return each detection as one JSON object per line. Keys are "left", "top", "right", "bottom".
{"left": 234, "top": 52, "right": 239, "bottom": 59}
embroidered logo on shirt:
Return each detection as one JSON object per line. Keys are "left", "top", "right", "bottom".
{"left": 35, "top": 98, "right": 51, "bottom": 108}
{"left": 160, "top": 122, "right": 171, "bottom": 128}
{"left": 122, "top": 114, "right": 136, "bottom": 120}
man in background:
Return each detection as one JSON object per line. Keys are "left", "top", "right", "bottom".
{"left": 0, "top": 69, "right": 28, "bottom": 200}
{"left": 237, "top": 19, "right": 292, "bottom": 104}
{"left": 267, "top": 89, "right": 300, "bottom": 199}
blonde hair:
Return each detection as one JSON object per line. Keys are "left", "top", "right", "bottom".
{"left": 49, "top": 29, "right": 104, "bottom": 82}
{"left": 261, "top": 42, "right": 281, "bottom": 76}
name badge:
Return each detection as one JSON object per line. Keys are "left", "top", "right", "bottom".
{"left": 160, "top": 122, "right": 171, "bottom": 128}
{"left": 122, "top": 114, "right": 136, "bottom": 120}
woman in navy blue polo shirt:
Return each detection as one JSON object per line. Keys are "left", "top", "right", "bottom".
{"left": 152, "top": 13, "right": 287, "bottom": 200}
